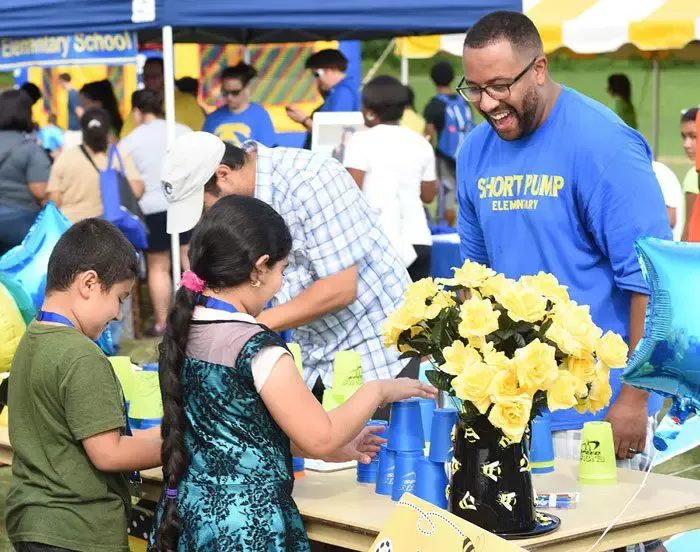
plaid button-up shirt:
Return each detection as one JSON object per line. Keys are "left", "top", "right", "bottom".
{"left": 248, "top": 142, "right": 410, "bottom": 387}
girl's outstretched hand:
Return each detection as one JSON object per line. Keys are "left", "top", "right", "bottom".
{"left": 323, "top": 425, "right": 387, "bottom": 464}
{"left": 379, "top": 378, "right": 439, "bottom": 406}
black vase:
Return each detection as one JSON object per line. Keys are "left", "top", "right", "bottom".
{"left": 448, "top": 416, "right": 536, "bottom": 535}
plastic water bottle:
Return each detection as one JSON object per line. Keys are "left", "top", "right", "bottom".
{"left": 653, "top": 399, "right": 692, "bottom": 451}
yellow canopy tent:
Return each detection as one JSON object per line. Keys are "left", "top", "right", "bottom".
{"left": 396, "top": 0, "right": 700, "bottom": 156}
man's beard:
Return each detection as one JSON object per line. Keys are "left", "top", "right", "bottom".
{"left": 482, "top": 86, "right": 540, "bottom": 141}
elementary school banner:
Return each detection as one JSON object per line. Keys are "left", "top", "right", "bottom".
{"left": 0, "top": 32, "right": 138, "bottom": 70}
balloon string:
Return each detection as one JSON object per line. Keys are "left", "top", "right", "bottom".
{"left": 584, "top": 448, "right": 659, "bottom": 552}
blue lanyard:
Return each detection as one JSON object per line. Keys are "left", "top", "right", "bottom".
{"left": 37, "top": 310, "right": 75, "bottom": 328}
{"left": 200, "top": 295, "right": 239, "bottom": 314}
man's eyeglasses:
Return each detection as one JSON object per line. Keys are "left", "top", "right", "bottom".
{"left": 456, "top": 57, "right": 538, "bottom": 103}
{"left": 222, "top": 88, "right": 244, "bottom": 97}
{"left": 311, "top": 69, "right": 325, "bottom": 79}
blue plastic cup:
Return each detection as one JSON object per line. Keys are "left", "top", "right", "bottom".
{"left": 418, "top": 399, "right": 436, "bottom": 443}
{"left": 142, "top": 363, "right": 159, "bottom": 372}
{"left": 292, "top": 456, "right": 305, "bottom": 474}
{"left": 375, "top": 445, "right": 396, "bottom": 496}
{"left": 357, "top": 461, "right": 379, "bottom": 484}
{"left": 531, "top": 411, "right": 555, "bottom": 474}
{"left": 414, "top": 455, "right": 449, "bottom": 509}
{"left": 132, "top": 417, "right": 161, "bottom": 430}
{"left": 392, "top": 449, "right": 423, "bottom": 501}
{"left": 428, "top": 408, "right": 458, "bottom": 463}
{"left": 387, "top": 399, "right": 425, "bottom": 452}
{"left": 367, "top": 419, "right": 389, "bottom": 441}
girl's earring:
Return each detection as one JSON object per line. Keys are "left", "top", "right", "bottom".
{"left": 250, "top": 280, "right": 261, "bottom": 288}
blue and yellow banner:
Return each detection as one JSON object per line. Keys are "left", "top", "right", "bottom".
{"left": 0, "top": 32, "right": 138, "bottom": 71}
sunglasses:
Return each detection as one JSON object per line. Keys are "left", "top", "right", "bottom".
{"left": 222, "top": 88, "right": 244, "bottom": 97}
{"left": 312, "top": 69, "right": 325, "bottom": 79}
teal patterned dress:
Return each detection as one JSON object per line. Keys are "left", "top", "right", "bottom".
{"left": 149, "top": 316, "right": 310, "bottom": 551}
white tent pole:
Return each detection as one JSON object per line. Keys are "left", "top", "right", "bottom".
{"left": 243, "top": 46, "right": 251, "bottom": 64}
{"left": 363, "top": 38, "right": 396, "bottom": 85}
{"left": 163, "top": 25, "right": 181, "bottom": 288}
{"left": 651, "top": 58, "right": 660, "bottom": 160}
{"left": 400, "top": 53, "right": 409, "bottom": 85}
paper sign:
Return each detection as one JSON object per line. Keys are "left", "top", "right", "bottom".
{"left": 370, "top": 493, "right": 526, "bottom": 552}
{"left": 332, "top": 351, "right": 363, "bottom": 388}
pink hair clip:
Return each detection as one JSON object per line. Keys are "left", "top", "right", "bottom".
{"left": 180, "top": 270, "right": 205, "bottom": 293}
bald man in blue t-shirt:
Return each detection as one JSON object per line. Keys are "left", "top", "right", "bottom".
{"left": 457, "top": 16, "right": 669, "bottom": 552}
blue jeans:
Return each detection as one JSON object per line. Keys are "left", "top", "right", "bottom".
{"left": 0, "top": 204, "right": 38, "bottom": 255}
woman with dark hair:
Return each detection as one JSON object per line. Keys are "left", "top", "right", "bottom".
{"left": 607, "top": 73, "right": 637, "bottom": 129}
{"left": 0, "top": 89, "right": 51, "bottom": 254}
{"left": 149, "top": 194, "right": 435, "bottom": 551}
{"left": 80, "top": 80, "right": 124, "bottom": 137}
{"left": 344, "top": 75, "right": 438, "bottom": 281}
{"left": 120, "top": 89, "right": 192, "bottom": 336}
{"left": 202, "top": 62, "right": 276, "bottom": 147}
{"left": 47, "top": 108, "right": 143, "bottom": 223}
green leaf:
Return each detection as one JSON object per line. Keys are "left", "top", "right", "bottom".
{"left": 431, "top": 316, "right": 446, "bottom": 347}
{"left": 398, "top": 350, "right": 420, "bottom": 360}
{"left": 425, "top": 369, "right": 455, "bottom": 394}
{"left": 432, "top": 348, "right": 446, "bottom": 366}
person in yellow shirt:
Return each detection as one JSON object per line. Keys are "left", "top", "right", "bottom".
{"left": 400, "top": 85, "right": 426, "bottom": 136}
{"left": 121, "top": 57, "right": 205, "bottom": 138}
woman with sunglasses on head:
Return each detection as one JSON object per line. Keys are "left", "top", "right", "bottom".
{"left": 202, "top": 63, "right": 276, "bottom": 147}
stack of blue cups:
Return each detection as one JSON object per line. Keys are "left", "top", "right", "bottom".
{"left": 530, "top": 410, "right": 555, "bottom": 474}
{"left": 379, "top": 399, "right": 425, "bottom": 501}
{"left": 414, "top": 407, "right": 457, "bottom": 509}
{"left": 357, "top": 420, "right": 389, "bottom": 483}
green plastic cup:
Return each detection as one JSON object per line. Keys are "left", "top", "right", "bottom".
{"left": 578, "top": 421, "right": 617, "bottom": 484}
{"left": 109, "top": 356, "right": 135, "bottom": 402}
{"left": 332, "top": 351, "right": 363, "bottom": 388}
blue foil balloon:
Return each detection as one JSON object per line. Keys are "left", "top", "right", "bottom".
{"left": 621, "top": 237, "right": 700, "bottom": 450}
{"left": 0, "top": 203, "right": 71, "bottom": 309}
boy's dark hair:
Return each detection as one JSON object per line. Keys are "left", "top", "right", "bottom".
{"left": 46, "top": 219, "right": 138, "bottom": 293}
{"left": 305, "top": 49, "right": 348, "bottom": 72}
{"left": 58, "top": 73, "right": 71, "bottom": 83}
{"left": 175, "top": 77, "right": 198, "bottom": 96}
{"left": 464, "top": 11, "right": 543, "bottom": 55}
{"left": 681, "top": 107, "right": 698, "bottom": 124}
{"left": 607, "top": 74, "right": 632, "bottom": 103}
{"left": 153, "top": 195, "right": 292, "bottom": 552}
{"left": 221, "top": 62, "right": 258, "bottom": 87}
{"left": 362, "top": 76, "right": 409, "bottom": 123}
{"left": 430, "top": 61, "right": 455, "bottom": 87}
{"left": 0, "top": 89, "right": 34, "bottom": 132}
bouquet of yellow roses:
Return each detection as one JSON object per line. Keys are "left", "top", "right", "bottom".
{"left": 382, "top": 260, "right": 628, "bottom": 443}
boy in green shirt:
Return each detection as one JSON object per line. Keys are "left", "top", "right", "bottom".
{"left": 5, "top": 218, "right": 162, "bottom": 552}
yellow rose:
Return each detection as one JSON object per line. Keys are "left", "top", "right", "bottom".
{"left": 441, "top": 340, "right": 482, "bottom": 376}
{"left": 479, "top": 273, "right": 516, "bottom": 298}
{"left": 580, "top": 368, "right": 613, "bottom": 414}
{"left": 424, "top": 291, "right": 457, "bottom": 320}
{"left": 596, "top": 331, "right": 629, "bottom": 369}
{"left": 404, "top": 277, "right": 440, "bottom": 303}
{"left": 546, "top": 301, "right": 602, "bottom": 357}
{"left": 520, "top": 272, "right": 569, "bottom": 303}
{"left": 497, "top": 281, "right": 548, "bottom": 323}
{"left": 547, "top": 370, "right": 588, "bottom": 412}
{"left": 488, "top": 393, "right": 533, "bottom": 442}
{"left": 382, "top": 296, "right": 429, "bottom": 347}
{"left": 482, "top": 342, "right": 512, "bottom": 371}
{"left": 514, "top": 339, "right": 559, "bottom": 393}
{"left": 382, "top": 310, "right": 407, "bottom": 347}
{"left": 458, "top": 296, "right": 501, "bottom": 339}
{"left": 447, "top": 259, "right": 496, "bottom": 288}
{"left": 566, "top": 355, "right": 597, "bottom": 383}
{"left": 488, "top": 367, "right": 521, "bottom": 398}
{"left": 451, "top": 362, "right": 499, "bottom": 414}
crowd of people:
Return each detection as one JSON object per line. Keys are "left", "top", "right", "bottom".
{"left": 0, "top": 9, "right": 697, "bottom": 551}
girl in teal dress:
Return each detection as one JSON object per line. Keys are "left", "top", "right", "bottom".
{"left": 150, "top": 195, "right": 437, "bottom": 551}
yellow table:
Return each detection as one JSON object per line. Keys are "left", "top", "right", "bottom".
{"left": 1, "top": 427, "right": 699, "bottom": 551}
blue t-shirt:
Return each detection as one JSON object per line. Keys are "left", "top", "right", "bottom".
{"left": 202, "top": 102, "right": 276, "bottom": 147}
{"left": 67, "top": 89, "right": 80, "bottom": 131}
{"left": 318, "top": 77, "right": 360, "bottom": 113}
{"left": 457, "top": 86, "right": 671, "bottom": 431}
{"left": 37, "top": 125, "right": 64, "bottom": 152}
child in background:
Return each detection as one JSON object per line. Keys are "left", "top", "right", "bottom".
{"left": 5, "top": 219, "right": 162, "bottom": 552}
{"left": 37, "top": 113, "right": 64, "bottom": 159}
{"left": 680, "top": 107, "right": 698, "bottom": 240}
{"left": 151, "top": 195, "right": 437, "bottom": 551}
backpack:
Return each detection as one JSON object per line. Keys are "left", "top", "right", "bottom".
{"left": 436, "top": 94, "right": 473, "bottom": 160}
{"left": 81, "top": 145, "right": 148, "bottom": 250}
